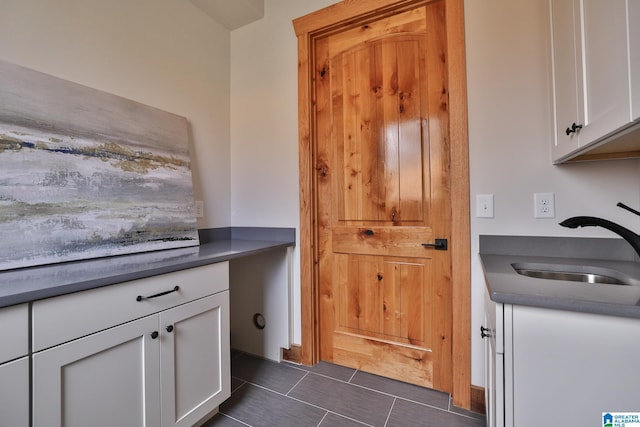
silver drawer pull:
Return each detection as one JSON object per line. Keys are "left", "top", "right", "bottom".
{"left": 136, "top": 285, "right": 180, "bottom": 302}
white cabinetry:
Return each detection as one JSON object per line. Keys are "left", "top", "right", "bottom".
{"left": 550, "top": 0, "right": 640, "bottom": 162}
{"left": 482, "top": 288, "right": 512, "bottom": 427}
{"left": 32, "top": 262, "right": 230, "bottom": 427}
{"left": 0, "top": 303, "right": 29, "bottom": 427}
{"left": 484, "top": 289, "right": 640, "bottom": 426}
{"left": 33, "top": 315, "right": 162, "bottom": 427}
{"left": 160, "top": 292, "right": 230, "bottom": 427}
{"left": 511, "top": 306, "right": 640, "bottom": 426}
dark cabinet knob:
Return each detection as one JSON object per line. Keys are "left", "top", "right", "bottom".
{"left": 565, "top": 122, "right": 583, "bottom": 135}
{"left": 151, "top": 331, "right": 159, "bottom": 339}
{"left": 166, "top": 325, "right": 174, "bottom": 333}
{"left": 480, "top": 326, "right": 492, "bottom": 339}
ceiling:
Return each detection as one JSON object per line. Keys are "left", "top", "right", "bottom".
{"left": 190, "top": 0, "right": 264, "bottom": 30}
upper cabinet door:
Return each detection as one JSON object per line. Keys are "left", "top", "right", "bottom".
{"left": 631, "top": 1, "right": 640, "bottom": 121}
{"left": 550, "top": 0, "right": 637, "bottom": 163}
{"left": 578, "top": 0, "right": 630, "bottom": 142}
{"left": 549, "top": 0, "right": 581, "bottom": 160}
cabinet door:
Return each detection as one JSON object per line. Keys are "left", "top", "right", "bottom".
{"left": 33, "top": 316, "right": 161, "bottom": 427}
{"left": 483, "top": 289, "right": 505, "bottom": 427}
{"left": 512, "top": 306, "right": 640, "bottom": 426}
{"left": 550, "top": 0, "right": 632, "bottom": 161}
{"left": 578, "top": 0, "right": 631, "bottom": 145}
{"left": 160, "top": 291, "right": 230, "bottom": 427}
{"left": 631, "top": 1, "right": 640, "bottom": 120}
{"left": 0, "top": 357, "right": 29, "bottom": 427}
{"left": 550, "top": 0, "right": 581, "bottom": 160}
{"left": 0, "top": 303, "right": 29, "bottom": 363}
{"left": 484, "top": 312, "right": 497, "bottom": 427}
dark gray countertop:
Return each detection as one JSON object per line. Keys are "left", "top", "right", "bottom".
{"left": 480, "top": 235, "right": 640, "bottom": 319}
{"left": 0, "top": 227, "right": 295, "bottom": 308}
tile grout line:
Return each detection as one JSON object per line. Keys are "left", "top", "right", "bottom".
{"left": 234, "top": 358, "right": 483, "bottom": 423}
{"left": 316, "top": 411, "right": 329, "bottom": 427}
{"left": 285, "top": 370, "right": 309, "bottom": 396}
{"left": 280, "top": 364, "right": 483, "bottom": 422}
{"left": 383, "top": 397, "right": 397, "bottom": 427}
{"left": 233, "top": 371, "right": 480, "bottom": 424}
{"left": 216, "top": 413, "right": 252, "bottom": 427}
{"left": 228, "top": 378, "right": 375, "bottom": 427}
{"left": 347, "top": 368, "right": 359, "bottom": 383}
{"left": 286, "top": 370, "right": 470, "bottom": 419}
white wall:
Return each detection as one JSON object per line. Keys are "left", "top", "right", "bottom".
{"left": 465, "top": 0, "right": 640, "bottom": 386}
{"left": 5, "top": 0, "right": 636, "bottom": 390}
{"left": 230, "top": 0, "right": 339, "bottom": 345}
{"left": 232, "top": 0, "right": 640, "bottom": 388}
{"left": 0, "top": 0, "right": 232, "bottom": 228}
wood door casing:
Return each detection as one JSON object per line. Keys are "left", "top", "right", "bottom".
{"left": 315, "top": 1, "right": 453, "bottom": 392}
{"left": 293, "top": 0, "right": 471, "bottom": 408}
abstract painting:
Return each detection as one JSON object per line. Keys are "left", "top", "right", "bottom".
{"left": 0, "top": 59, "right": 199, "bottom": 271}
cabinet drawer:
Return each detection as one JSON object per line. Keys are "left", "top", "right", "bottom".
{"left": 0, "top": 303, "right": 29, "bottom": 363}
{"left": 33, "top": 262, "right": 229, "bottom": 352}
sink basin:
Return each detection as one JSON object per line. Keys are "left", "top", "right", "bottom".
{"left": 511, "top": 262, "right": 635, "bottom": 286}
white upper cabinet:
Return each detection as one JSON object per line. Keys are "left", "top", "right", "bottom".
{"left": 550, "top": 0, "right": 640, "bottom": 163}
{"left": 631, "top": 2, "right": 640, "bottom": 121}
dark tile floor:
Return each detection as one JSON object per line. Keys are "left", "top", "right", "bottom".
{"left": 202, "top": 351, "right": 486, "bottom": 427}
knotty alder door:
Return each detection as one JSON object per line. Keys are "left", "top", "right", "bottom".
{"left": 315, "top": 1, "right": 453, "bottom": 393}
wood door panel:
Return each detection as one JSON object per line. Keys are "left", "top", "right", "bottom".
{"left": 334, "top": 254, "right": 432, "bottom": 347}
{"left": 297, "top": 0, "right": 470, "bottom": 407}
{"left": 332, "top": 226, "right": 437, "bottom": 257}
{"left": 316, "top": 0, "right": 452, "bottom": 393}
{"left": 332, "top": 36, "right": 430, "bottom": 223}
{"left": 332, "top": 332, "right": 433, "bottom": 387}
{"left": 327, "top": 7, "right": 427, "bottom": 58}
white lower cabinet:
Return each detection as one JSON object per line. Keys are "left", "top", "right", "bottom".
{"left": 484, "top": 287, "right": 640, "bottom": 427}
{"left": 0, "top": 303, "right": 29, "bottom": 427}
{"left": 160, "top": 292, "right": 230, "bottom": 427}
{"left": 0, "top": 357, "right": 30, "bottom": 427}
{"left": 32, "top": 262, "right": 230, "bottom": 427}
{"left": 33, "top": 315, "right": 162, "bottom": 427}
{"left": 511, "top": 305, "right": 640, "bottom": 426}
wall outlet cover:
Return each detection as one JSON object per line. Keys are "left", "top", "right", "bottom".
{"left": 534, "top": 192, "right": 555, "bottom": 218}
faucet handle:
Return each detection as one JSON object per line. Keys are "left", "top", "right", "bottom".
{"left": 617, "top": 202, "right": 640, "bottom": 217}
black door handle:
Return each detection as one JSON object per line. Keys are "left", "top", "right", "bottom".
{"left": 421, "top": 239, "right": 448, "bottom": 251}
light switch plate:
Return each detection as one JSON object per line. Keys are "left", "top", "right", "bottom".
{"left": 476, "top": 194, "right": 494, "bottom": 218}
{"left": 195, "top": 200, "right": 204, "bottom": 218}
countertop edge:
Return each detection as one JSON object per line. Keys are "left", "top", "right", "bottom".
{"left": 0, "top": 235, "right": 294, "bottom": 308}
{"left": 479, "top": 235, "right": 640, "bottom": 320}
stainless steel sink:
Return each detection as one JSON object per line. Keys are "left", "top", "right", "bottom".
{"left": 511, "top": 262, "right": 636, "bottom": 286}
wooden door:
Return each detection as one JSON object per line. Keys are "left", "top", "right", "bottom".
{"left": 315, "top": 1, "right": 453, "bottom": 392}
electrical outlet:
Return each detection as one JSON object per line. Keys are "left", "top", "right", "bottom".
{"left": 195, "top": 200, "right": 204, "bottom": 218}
{"left": 476, "top": 194, "right": 494, "bottom": 218}
{"left": 534, "top": 192, "right": 555, "bottom": 218}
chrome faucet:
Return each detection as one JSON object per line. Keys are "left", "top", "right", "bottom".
{"left": 559, "top": 202, "right": 640, "bottom": 259}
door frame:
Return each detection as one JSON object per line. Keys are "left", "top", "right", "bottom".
{"left": 293, "top": 0, "right": 471, "bottom": 409}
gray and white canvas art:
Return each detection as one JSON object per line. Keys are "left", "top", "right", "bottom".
{"left": 0, "top": 59, "right": 199, "bottom": 271}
